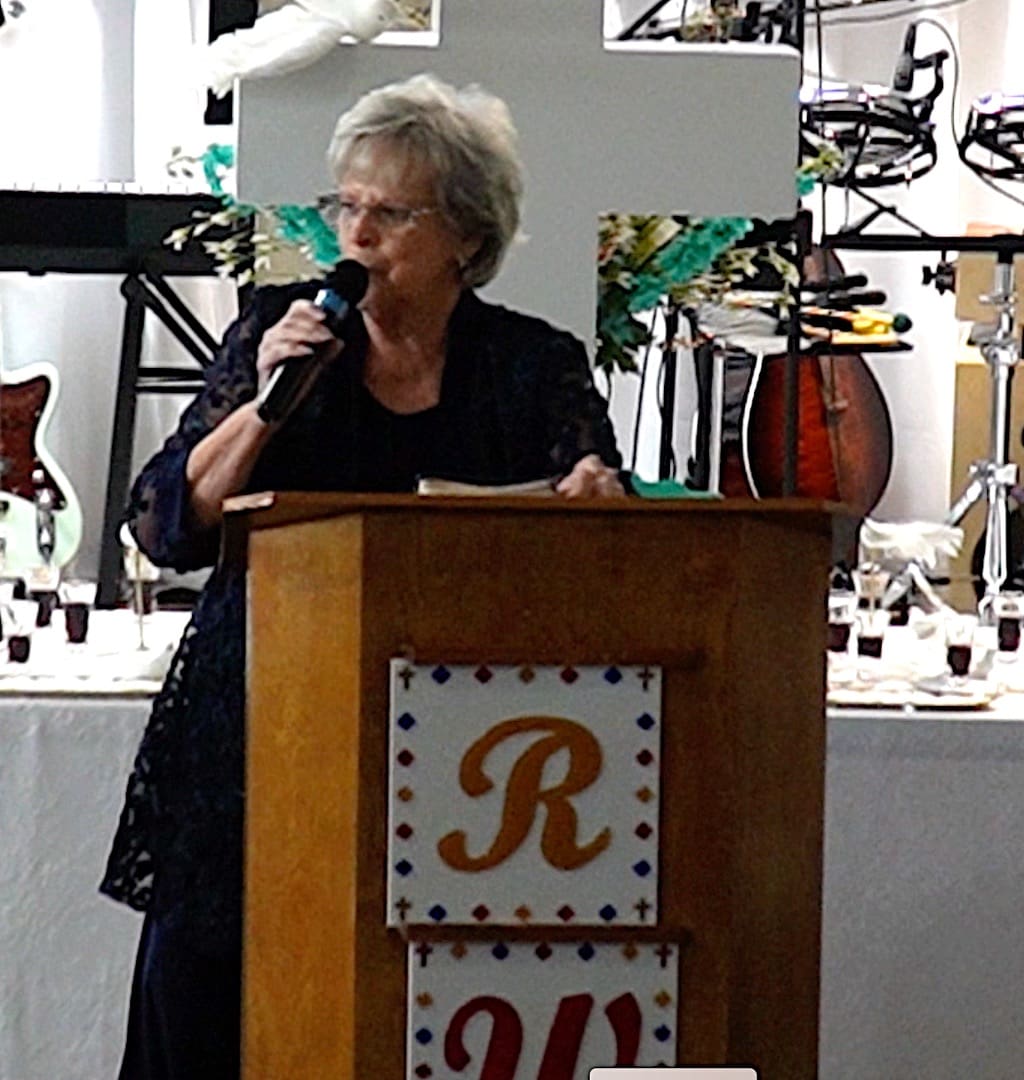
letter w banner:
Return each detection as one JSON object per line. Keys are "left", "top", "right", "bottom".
{"left": 407, "top": 941, "right": 679, "bottom": 1080}
{"left": 387, "top": 662, "right": 662, "bottom": 928}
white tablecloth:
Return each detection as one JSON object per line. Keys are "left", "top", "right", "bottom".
{"left": 5, "top": 677, "right": 1024, "bottom": 1079}
{"left": 0, "top": 693, "right": 150, "bottom": 1080}
{"left": 821, "top": 700, "right": 1024, "bottom": 1079}
{"left": 0, "top": 609, "right": 189, "bottom": 695}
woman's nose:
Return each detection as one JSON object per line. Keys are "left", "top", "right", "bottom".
{"left": 343, "top": 209, "right": 378, "bottom": 247}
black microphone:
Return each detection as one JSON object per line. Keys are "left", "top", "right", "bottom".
{"left": 256, "top": 259, "right": 369, "bottom": 424}
{"left": 892, "top": 23, "right": 918, "bottom": 93}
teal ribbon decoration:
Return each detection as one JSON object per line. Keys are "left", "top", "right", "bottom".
{"left": 274, "top": 204, "right": 341, "bottom": 266}
{"left": 201, "top": 143, "right": 236, "bottom": 196}
{"left": 630, "top": 215, "right": 753, "bottom": 313}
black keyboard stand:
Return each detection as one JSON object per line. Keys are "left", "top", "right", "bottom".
{"left": 95, "top": 260, "right": 224, "bottom": 608}
{"left": 0, "top": 189, "right": 233, "bottom": 606}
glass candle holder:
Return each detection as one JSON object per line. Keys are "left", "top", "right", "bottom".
{"left": 945, "top": 615, "right": 977, "bottom": 679}
{"left": 995, "top": 592, "right": 1023, "bottom": 654}
{"left": 827, "top": 591, "right": 857, "bottom": 653}
{"left": 3, "top": 599, "right": 36, "bottom": 661}
{"left": 59, "top": 580, "right": 96, "bottom": 646}
{"left": 7, "top": 633, "right": 30, "bottom": 663}
{"left": 33, "top": 591, "right": 57, "bottom": 628}
{"left": 853, "top": 563, "right": 891, "bottom": 614}
{"left": 856, "top": 608, "right": 890, "bottom": 659}
{"left": 64, "top": 603, "right": 90, "bottom": 645}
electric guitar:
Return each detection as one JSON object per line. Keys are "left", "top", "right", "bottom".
{"left": 0, "top": 309, "right": 83, "bottom": 578}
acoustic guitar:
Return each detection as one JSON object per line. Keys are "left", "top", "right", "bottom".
{"left": 719, "top": 246, "right": 894, "bottom": 518}
{"left": 0, "top": 307, "right": 83, "bottom": 577}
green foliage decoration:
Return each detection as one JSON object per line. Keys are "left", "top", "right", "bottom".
{"left": 595, "top": 142, "right": 844, "bottom": 378}
{"left": 164, "top": 144, "right": 340, "bottom": 282}
{"left": 597, "top": 214, "right": 756, "bottom": 376}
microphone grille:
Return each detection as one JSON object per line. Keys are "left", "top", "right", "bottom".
{"left": 327, "top": 259, "right": 370, "bottom": 302}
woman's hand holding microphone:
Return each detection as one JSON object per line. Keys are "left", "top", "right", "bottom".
{"left": 254, "top": 301, "right": 341, "bottom": 395}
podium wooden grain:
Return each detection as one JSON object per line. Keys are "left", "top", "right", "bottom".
{"left": 227, "top": 494, "right": 833, "bottom": 1080}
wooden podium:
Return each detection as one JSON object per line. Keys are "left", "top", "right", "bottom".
{"left": 227, "top": 493, "right": 832, "bottom": 1079}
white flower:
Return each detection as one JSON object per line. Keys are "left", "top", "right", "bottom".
{"left": 165, "top": 226, "right": 192, "bottom": 251}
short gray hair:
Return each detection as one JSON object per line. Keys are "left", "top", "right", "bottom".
{"left": 326, "top": 73, "right": 523, "bottom": 288}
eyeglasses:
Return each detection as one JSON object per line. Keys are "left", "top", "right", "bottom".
{"left": 316, "top": 194, "right": 439, "bottom": 231}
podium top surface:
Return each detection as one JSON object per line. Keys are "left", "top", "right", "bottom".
{"left": 224, "top": 490, "right": 838, "bottom": 536}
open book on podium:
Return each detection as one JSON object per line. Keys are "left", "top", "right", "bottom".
{"left": 415, "top": 476, "right": 557, "bottom": 496}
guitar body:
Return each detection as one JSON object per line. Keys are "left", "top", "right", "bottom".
{"left": 731, "top": 350, "right": 893, "bottom": 515}
{"left": 719, "top": 244, "right": 894, "bottom": 520}
{"left": 0, "top": 362, "right": 83, "bottom": 576}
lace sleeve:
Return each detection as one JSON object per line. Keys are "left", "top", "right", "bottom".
{"left": 125, "top": 291, "right": 273, "bottom": 571}
{"left": 541, "top": 334, "right": 623, "bottom": 475}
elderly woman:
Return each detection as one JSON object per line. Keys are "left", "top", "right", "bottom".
{"left": 101, "top": 73, "right": 624, "bottom": 1079}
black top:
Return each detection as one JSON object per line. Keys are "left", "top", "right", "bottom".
{"left": 353, "top": 387, "right": 447, "bottom": 491}
{"left": 100, "top": 283, "right": 622, "bottom": 952}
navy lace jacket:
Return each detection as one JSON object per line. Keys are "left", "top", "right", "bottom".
{"left": 100, "top": 283, "right": 622, "bottom": 951}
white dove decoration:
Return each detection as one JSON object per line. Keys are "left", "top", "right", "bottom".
{"left": 201, "top": 0, "right": 403, "bottom": 99}
{"left": 859, "top": 518, "right": 965, "bottom": 573}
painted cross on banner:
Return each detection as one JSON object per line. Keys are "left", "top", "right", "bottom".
{"left": 237, "top": 0, "right": 800, "bottom": 343}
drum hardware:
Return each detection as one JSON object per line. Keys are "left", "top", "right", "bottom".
{"left": 824, "top": 233, "right": 1024, "bottom": 617}
{"left": 801, "top": 33, "right": 948, "bottom": 237}
{"left": 801, "top": 83, "right": 940, "bottom": 190}
{"left": 945, "top": 255, "right": 1022, "bottom": 615}
{"left": 959, "top": 93, "right": 1024, "bottom": 183}
{"left": 923, "top": 260, "right": 956, "bottom": 295}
